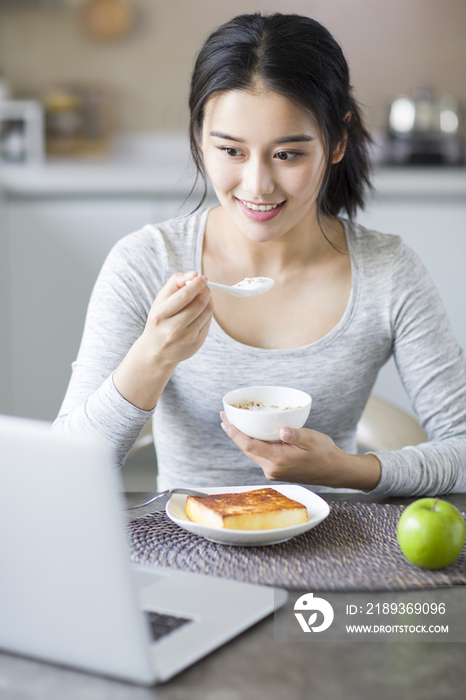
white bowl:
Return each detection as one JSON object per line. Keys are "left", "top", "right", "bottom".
{"left": 223, "top": 385, "right": 312, "bottom": 442}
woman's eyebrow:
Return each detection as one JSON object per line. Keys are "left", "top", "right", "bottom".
{"left": 209, "top": 131, "right": 314, "bottom": 144}
{"left": 274, "top": 134, "right": 314, "bottom": 144}
{"left": 210, "top": 131, "right": 244, "bottom": 142}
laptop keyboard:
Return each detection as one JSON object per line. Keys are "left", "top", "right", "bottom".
{"left": 145, "top": 611, "right": 192, "bottom": 642}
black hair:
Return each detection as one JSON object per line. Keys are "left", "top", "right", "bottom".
{"left": 188, "top": 12, "right": 373, "bottom": 221}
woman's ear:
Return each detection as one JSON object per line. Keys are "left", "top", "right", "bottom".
{"left": 332, "top": 111, "right": 351, "bottom": 164}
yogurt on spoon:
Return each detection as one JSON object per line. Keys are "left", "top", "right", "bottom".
{"left": 186, "top": 276, "right": 275, "bottom": 297}
{"left": 207, "top": 277, "right": 275, "bottom": 297}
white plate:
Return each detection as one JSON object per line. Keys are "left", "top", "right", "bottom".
{"left": 165, "top": 484, "right": 330, "bottom": 546}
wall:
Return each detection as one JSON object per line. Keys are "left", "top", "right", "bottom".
{"left": 0, "top": 0, "right": 465, "bottom": 136}
{"left": 0, "top": 184, "right": 12, "bottom": 414}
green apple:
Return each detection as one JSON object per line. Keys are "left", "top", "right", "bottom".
{"left": 397, "top": 498, "right": 465, "bottom": 569}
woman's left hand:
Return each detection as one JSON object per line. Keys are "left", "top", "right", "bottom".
{"left": 220, "top": 412, "right": 381, "bottom": 491}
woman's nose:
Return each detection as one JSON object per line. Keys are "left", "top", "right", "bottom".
{"left": 242, "top": 156, "right": 275, "bottom": 197}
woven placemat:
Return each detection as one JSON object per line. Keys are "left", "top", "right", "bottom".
{"left": 128, "top": 501, "right": 466, "bottom": 591}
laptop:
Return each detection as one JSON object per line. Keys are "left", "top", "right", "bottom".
{"left": 0, "top": 415, "right": 287, "bottom": 685}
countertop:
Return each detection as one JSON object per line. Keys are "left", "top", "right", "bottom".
{"left": 0, "top": 160, "right": 196, "bottom": 197}
{"left": 1, "top": 491, "right": 466, "bottom": 700}
{"left": 1, "top": 133, "right": 466, "bottom": 197}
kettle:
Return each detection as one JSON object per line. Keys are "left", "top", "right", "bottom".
{"left": 387, "top": 85, "right": 462, "bottom": 165}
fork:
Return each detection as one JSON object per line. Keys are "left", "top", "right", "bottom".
{"left": 126, "top": 488, "right": 208, "bottom": 510}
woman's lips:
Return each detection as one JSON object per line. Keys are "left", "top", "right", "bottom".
{"left": 236, "top": 198, "right": 285, "bottom": 222}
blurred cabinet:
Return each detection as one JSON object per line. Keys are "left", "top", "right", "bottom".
{"left": 3, "top": 195, "right": 185, "bottom": 420}
{"left": 357, "top": 193, "right": 466, "bottom": 415}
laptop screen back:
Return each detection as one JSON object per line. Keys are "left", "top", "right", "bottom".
{"left": 0, "top": 416, "right": 156, "bottom": 684}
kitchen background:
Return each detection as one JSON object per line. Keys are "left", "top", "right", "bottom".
{"left": 1, "top": 0, "right": 466, "bottom": 137}
{"left": 1, "top": 0, "right": 465, "bottom": 489}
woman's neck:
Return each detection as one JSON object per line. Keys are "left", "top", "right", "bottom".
{"left": 204, "top": 205, "right": 347, "bottom": 280}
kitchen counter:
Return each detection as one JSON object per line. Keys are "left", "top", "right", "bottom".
{"left": 0, "top": 160, "right": 196, "bottom": 197}
{"left": 1, "top": 132, "right": 466, "bottom": 198}
{"left": 1, "top": 163, "right": 465, "bottom": 198}
{"left": 0, "top": 133, "right": 194, "bottom": 197}
{"left": 371, "top": 165, "right": 466, "bottom": 197}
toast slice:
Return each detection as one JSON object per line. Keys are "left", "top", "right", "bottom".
{"left": 185, "top": 488, "right": 308, "bottom": 530}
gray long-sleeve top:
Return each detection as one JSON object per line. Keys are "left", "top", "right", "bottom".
{"left": 54, "top": 208, "right": 466, "bottom": 496}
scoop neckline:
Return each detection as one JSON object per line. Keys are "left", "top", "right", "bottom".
{"left": 194, "top": 207, "right": 359, "bottom": 356}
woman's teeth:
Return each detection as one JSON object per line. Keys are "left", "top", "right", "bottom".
{"left": 241, "top": 201, "right": 281, "bottom": 212}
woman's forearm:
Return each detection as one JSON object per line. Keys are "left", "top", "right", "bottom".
{"left": 113, "top": 337, "right": 177, "bottom": 411}
{"left": 336, "top": 451, "right": 382, "bottom": 492}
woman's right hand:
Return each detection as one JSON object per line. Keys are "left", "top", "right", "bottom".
{"left": 113, "top": 271, "right": 212, "bottom": 410}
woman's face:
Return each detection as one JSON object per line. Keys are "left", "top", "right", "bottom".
{"left": 200, "top": 87, "right": 344, "bottom": 244}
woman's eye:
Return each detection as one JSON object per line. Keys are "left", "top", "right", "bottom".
{"left": 274, "top": 151, "right": 299, "bottom": 161}
{"left": 220, "top": 147, "right": 242, "bottom": 157}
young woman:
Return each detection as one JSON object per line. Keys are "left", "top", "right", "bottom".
{"left": 54, "top": 13, "right": 466, "bottom": 497}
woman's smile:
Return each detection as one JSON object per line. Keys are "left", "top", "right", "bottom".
{"left": 236, "top": 198, "right": 286, "bottom": 222}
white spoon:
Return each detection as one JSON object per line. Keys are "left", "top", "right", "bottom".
{"left": 189, "top": 276, "right": 275, "bottom": 297}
